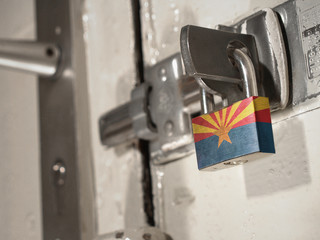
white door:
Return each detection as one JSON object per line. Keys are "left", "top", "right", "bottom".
{"left": 138, "top": 0, "right": 320, "bottom": 239}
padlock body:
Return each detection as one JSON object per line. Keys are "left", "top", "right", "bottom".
{"left": 192, "top": 96, "right": 275, "bottom": 171}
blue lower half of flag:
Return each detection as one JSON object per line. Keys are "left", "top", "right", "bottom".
{"left": 195, "top": 122, "right": 275, "bottom": 170}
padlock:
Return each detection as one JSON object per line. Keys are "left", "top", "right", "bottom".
{"left": 181, "top": 27, "right": 276, "bottom": 170}
{"left": 192, "top": 96, "right": 275, "bottom": 170}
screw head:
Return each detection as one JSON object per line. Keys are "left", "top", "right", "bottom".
{"left": 143, "top": 233, "right": 152, "bottom": 240}
{"left": 164, "top": 120, "right": 174, "bottom": 136}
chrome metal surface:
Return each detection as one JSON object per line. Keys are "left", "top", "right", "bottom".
{"left": 147, "top": 54, "right": 195, "bottom": 164}
{"left": 99, "top": 53, "right": 197, "bottom": 164}
{"left": 180, "top": 25, "right": 259, "bottom": 101}
{"left": 37, "top": 0, "right": 95, "bottom": 239}
{"left": 130, "top": 84, "right": 157, "bottom": 140}
{"left": 0, "top": 40, "right": 60, "bottom": 77}
{"left": 189, "top": 41, "right": 258, "bottom": 115}
{"left": 275, "top": 1, "right": 306, "bottom": 105}
{"left": 228, "top": 47, "right": 258, "bottom": 98}
{"left": 274, "top": 0, "right": 320, "bottom": 106}
{"left": 99, "top": 102, "right": 135, "bottom": 147}
{"left": 180, "top": 76, "right": 201, "bottom": 111}
{"left": 200, "top": 88, "right": 214, "bottom": 114}
{"left": 99, "top": 83, "right": 158, "bottom": 147}
{"left": 98, "top": 227, "right": 172, "bottom": 240}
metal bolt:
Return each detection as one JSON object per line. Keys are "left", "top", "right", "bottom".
{"left": 159, "top": 68, "right": 167, "bottom": 81}
{"left": 164, "top": 120, "right": 174, "bottom": 136}
{"left": 52, "top": 160, "right": 67, "bottom": 186}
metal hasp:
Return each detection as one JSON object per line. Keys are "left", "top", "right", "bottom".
{"left": 147, "top": 55, "right": 196, "bottom": 163}
{"left": 0, "top": 40, "right": 60, "bottom": 77}
{"left": 225, "top": 8, "right": 289, "bottom": 111}
{"left": 274, "top": 0, "right": 320, "bottom": 106}
{"left": 99, "top": 54, "right": 199, "bottom": 164}
{"left": 180, "top": 8, "right": 289, "bottom": 112}
{"left": 99, "top": 8, "right": 289, "bottom": 166}
{"left": 36, "top": 0, "right": 95, "bottom": 239}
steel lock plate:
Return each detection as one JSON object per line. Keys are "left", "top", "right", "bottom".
{"left": 192, "top": 96, "right": 275, "bottom": 171}
{"left": 280, "top": 0, "right": 320, "bottom": 105}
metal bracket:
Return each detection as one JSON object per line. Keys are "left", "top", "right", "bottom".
{"left": 147, "top": 54, "right": 196, "bottom": 164}
{"left": 99, "top": 53, "right": 200, "bottom": 164}
{"left": 180, "top": 8, "right": 289, "bottom": 112}
{"left": 220, "top": 8, "right": 289, "bottom": 111}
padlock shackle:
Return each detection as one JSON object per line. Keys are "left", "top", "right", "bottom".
{"left": 228, "top": 47, "right": 258, "bottom": 98}
{"left": 199, "top": 46, "right": 259, "bottom": 115}
{"left": 200, "top": 88, "right": 214, "bottom": 114}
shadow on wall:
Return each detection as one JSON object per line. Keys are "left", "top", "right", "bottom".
{"left": 243, "top": 118, "right": 311, "bottom": 197}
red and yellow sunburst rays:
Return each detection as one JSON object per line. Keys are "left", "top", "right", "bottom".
{"left": 192, "top": 97, "right": 270, "bottom": 148}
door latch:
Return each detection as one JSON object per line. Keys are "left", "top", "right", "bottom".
{"left": 99, "top": 8, "right": 288, "bottom": 166}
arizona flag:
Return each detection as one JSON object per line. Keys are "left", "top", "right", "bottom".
{"left": 192, "top": 96, "right": 275, "bottom": 170}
